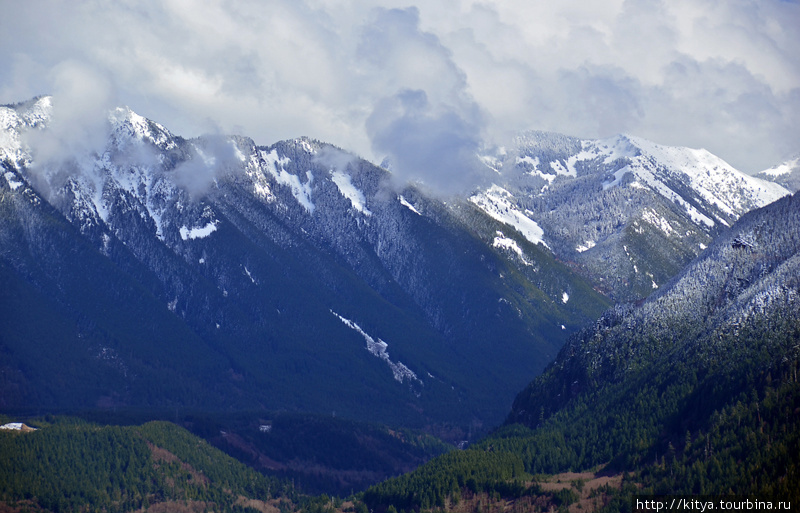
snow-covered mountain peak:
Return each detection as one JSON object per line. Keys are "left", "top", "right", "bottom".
{"left": 1, "top": 96, "right": 53, "bottom": 128}
{"left": 0, "top": 95, "right": 54, "bottom": 130}
{"left": 761, "top": 153, "right": 800, "bottom": 178}
{"left": 21, "top": 96, "right": 53, "bottom": 126}
{"left": 620, "top": 136, "right": 789, "bottom": 218}
{"left": 502, "top": 131, "right": 789, "bottom": 220}
{"left": 756, "top": 153, "right": 800, "bottom": 193}
{"left": 295, "top": 136, "right": 318, "bottom": 155}
{"left": 108, "top": 106, "right": 178, "bottom": 151}
{"left": 467, "top": 130, "right": 791, "bottom": 300}
{"left": 2, "top": 97, "right": 791, "bottom": 308}
{"left": 0, "top": 96, "right": 54, "bottom": 165}
{"left": 583, "top": 134, "right": 640, "bottom": 161}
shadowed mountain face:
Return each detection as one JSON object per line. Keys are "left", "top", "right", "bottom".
{"left": 0, "top": 97, "right": 609, "bottom": 431}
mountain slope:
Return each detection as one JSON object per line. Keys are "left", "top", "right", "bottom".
{"left": 361, "top": 191, "right": 800, "bottom": 511}
{"left": 470, "top": 132, "right": 789, "bottom": 301}
{"left": 0, "top": 97, "right": 610, "bottom": 431}
{"left": 509, "top": 189, "right": 800, "bottom": 431}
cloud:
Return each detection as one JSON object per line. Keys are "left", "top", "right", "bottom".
{"left": 171, "top": 134, "right": 243, "bottom": 199}
{"left": 359, "top": 7, "right": 491, "bottom": 195}
{"left": 1, "top": 0, "right": 798, "bottom": 177}
{"left": 313, "top": 145, "right": 358, "bottom": 174}
{"left": 24, "top": 61, "right": 116, "bottom": 165}
{"left": 366, "top": 89, "right": 489, "bottom": 195}
{"left": 20, "top": 60, "right": 116, "bottom": 198}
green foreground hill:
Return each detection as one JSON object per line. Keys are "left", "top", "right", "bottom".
{"left": 0, "top": 417, "right": 296, "bottom": 513}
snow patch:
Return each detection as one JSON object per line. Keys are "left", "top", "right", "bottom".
{"left": 602, "top": 166, "right": 631, "bottom": 189}
{"left": 562, "top": 292, "right": 570, "bottom": 303}
{"left": 3, "top": 172, "right": 23, "bottom": 190}
{"left": 641, "top": 208, "right": 674, "bottom": 236}
{"left": 331, "top": 311, "right": 420, "bottom": 385}
{"left": 299, "top": 139, "right": 316, "bottom": 154}
{"left": 576, "top": 240, "right": 596, "bottom": 253}
{"left": 0, "top": 423, "right": 36, "bottom": 431}
{"left": 399, "top": 195, "right": 421, "bottom": 215}
{"left": 493, "top": 231, "right": 533, "bottom": 266}
{"left": 518, "top": 156, "right": 558, "bottom": 183}
{"left": 262, "top": 149, "right": 315, "bottom": 212}
{"left": 516, "top": 155, "right": 540, "bottom": 169}
{"left": 331, "top": 171, "right": 371, "bottom": 215}
{"left": 243, "top": 266, "right": 256, "bottom": 284}
{"left": 549, "top": 160, "right": 572, "bottom": 177}
{"left": 253, "top": 181, "right": 274, "bottom": 200}
{"left": 180, "top": 221, "right": 218, "bottom": 240}
{"left": 470, "top": 185, "right": 549, "bottom": 248}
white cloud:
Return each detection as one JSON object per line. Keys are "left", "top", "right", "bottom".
{"left": 21, "top": 60, "right": 117, "bottom": 195}
{"left": 1, "top": 0, "right": 798, "bottom": 182}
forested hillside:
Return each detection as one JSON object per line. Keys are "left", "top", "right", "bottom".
{"left": 0, "top": 417, "right": 296, "bottom": 512}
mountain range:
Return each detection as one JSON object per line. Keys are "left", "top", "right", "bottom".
{"left": 473, "top": 131, "right": 788, "bottom": 301}
{"left": 1, "top": 96, "right": 606, "bottom": 433}
{"left": 1, "top": 95, "right": 798, "bottom": 510}
{"left": 0, "top": 95, "right": 791, "bottom": 435}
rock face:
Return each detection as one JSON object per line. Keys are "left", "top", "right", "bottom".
{"left": 0, "top": 97, "right": 609, "bottom": 429}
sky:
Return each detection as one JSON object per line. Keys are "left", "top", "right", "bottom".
{"left": 2, "top": 0, "right": 799, "bottom": 189}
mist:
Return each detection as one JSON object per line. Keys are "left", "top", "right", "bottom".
{"left": 171, "top": 134, "right": 243, "bottom": 199}
{"left": 20, "top": 61, "right": 116, "bottom": 199}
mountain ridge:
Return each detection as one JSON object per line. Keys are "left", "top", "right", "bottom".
{"left": 3, "top": 95, "right": 799, "bottom": 510}
{"left": 756, "top": 152, "right": 800, "bottom": 193}
{"left": 1, "top": 96, "right": 609, "bottom": 432}
{"left": 0, "top": 95, "right": 790, "bottom": 432}
{"left": 470, "top": 130, "right": 789, "bottom": 300}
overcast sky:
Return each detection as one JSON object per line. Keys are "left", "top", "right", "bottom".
{"left": 2, "top": 0, "right": 799, "bottom": 182}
